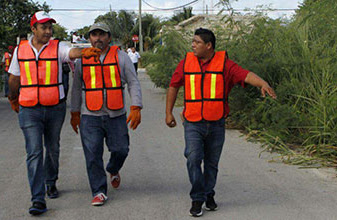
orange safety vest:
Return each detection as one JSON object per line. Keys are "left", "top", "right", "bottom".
{"left": 4, "top": 52, "right": 11, "bottom": 72}
{"left": 82, "top": 46, "right": 124, "bottom": 111}
{"left": 17, "top": 40, "right": 61, "bottom": 107}
{"left": 183, "top": 51, "right": 226, "bottom": 122}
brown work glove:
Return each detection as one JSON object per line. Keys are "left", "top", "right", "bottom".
{"left": 81, "top": 48, "right": 102, "bottom": 62}
{"left": 8, "top": 96, "right": 19, "bottom": 113}
{"left": 126, "top": 106, "right": 141, "bottom": 130}
{"left": 70, "top": 112, "right": 81, "bottom": 134}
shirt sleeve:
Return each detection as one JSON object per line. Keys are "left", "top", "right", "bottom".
{"left": 119, "top": 50, "right": 143, "bottom": 108}
{"left": 225, "top": 58, "right": 249, "bottom": 87}
{"left": 169, "top": 59, "right": 185, "bottom": 88}
{"left": 70, "top": 59, "right": 82, "bottom": 112}
{"left": 8, "top": 47, "right": 20, "bottom": 76}
{"left": 58, "top": 42, "right": 72, "bottom": 63}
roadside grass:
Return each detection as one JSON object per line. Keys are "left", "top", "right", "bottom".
{"left": 143, "top": 0, "right": 337, "bottom": 169}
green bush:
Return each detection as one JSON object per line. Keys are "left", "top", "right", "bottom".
{"left": 220, "top": 0, "right": 337, "bottom": 166}
{"left": 142, "top": 30, "right": 189, "bottom": 88}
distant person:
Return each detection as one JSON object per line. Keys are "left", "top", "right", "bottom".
{"left": 77, "top": 34, "right": 87, "bottom": 43}
{"left": 8, "top": 11, "right": 101, "bottom": 215}
{"left": 165, "top": 28, "right": 276, "bottom": 217}
{"left": 1, "top": 46, "right": 14, "bottom": 97}
{"left": 128, "top": 47, "right": 141, "bottom": 73}
{"left": 126, "top": 46, "right": 131, "bottom": 53}
{"left": 72, "top": 32, "right": 79, "bottom": 43}
{"left": 70, "top": 22, "right": 142, "bottom": 206}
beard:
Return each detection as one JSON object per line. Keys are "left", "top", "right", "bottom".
{"left": 93, "top": 41, "right": 104, "bottom": 50}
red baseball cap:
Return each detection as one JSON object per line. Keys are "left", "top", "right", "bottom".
{"left": 30, "top": 11, "right": 56, "bottom": 27}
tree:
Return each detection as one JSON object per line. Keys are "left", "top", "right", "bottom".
{"left": 76, "top": 26, "right": 91, "bottom": 40}
{"left": 170, "top": 7, "right": 194, "bottom": 24}
{"left": 132, "top": 14, "right": 161, "bottom": 51}
{"left": 53, "top": 24, "right": 68, "bottom": 41}
{"left": 95, "top": 10, "right": 136, "bottom": 46}
{"left": 0, "top": 0, "right": 49, "bottom": 50}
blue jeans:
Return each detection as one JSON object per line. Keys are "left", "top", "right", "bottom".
{"left": 183, "top": 118, "right": 225, "bottom": 202}
{"left": 80, "top": 114, "right": 129, "bottom": 196}
{"left": 18, "top": 102, "right": 66, "bottom": 204}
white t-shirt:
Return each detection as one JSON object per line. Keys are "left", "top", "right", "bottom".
{"left": 128, "top": 51, "right": 141, "bottom": 64}
{"left": 8, "top": 36, "right": 72, "bottom": 99}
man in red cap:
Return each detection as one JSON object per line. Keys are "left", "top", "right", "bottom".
{"left": 7, "top": 11, "right": 101, "bottom": 215}
{"left": 1, "top": 45, "right": 14, "bottom": 97}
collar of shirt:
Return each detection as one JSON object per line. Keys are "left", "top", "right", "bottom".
{"left": 28, "top": 35, "right": 51, "bottom": 59}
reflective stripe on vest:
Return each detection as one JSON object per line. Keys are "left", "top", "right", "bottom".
{"left": 183, "top": 51, "right": 226, "bottom": 122}
{"left": 82, "top": 46, "right": 124, "bottom": 111}
{"left": 4, "top": 52, "right": 11, "bottom": 72}
{"left": 17, "top": 40, "right": 60, "bottom": 107}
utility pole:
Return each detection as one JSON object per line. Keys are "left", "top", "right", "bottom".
{"left": 139, "top": 0, "right": 143, "bottom": 53}
{"left": 211, "top": 0, "right": 213, "bottom": 14}
{"left": 203, "top": 0, "right": 205, "bottom": 14}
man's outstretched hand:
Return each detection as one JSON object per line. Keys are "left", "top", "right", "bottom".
{"left": 82, "top": 48, "right": 102, "bottom": 62}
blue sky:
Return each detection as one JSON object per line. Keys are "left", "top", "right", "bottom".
{"left": 33, "top": 0, "right": 304, "bottom": 32}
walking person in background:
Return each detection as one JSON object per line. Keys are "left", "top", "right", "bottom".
{"left": 1, "top": 46, "right": 14, "bottom": 97}
{"left": 128, "top": 47, "right": 141, "bottom": 74}
{"left": 7, "top": 11, "right": 101, "bottom": 215}
{"left": 70, "top": 22, "right": 142, "bottom": 206}
{"left": 165, "top": 28, "right": 276, "bottom": 217}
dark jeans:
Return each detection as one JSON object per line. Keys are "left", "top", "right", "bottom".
{"left": 63, "top": 73, "right": 69, "bottom": 99}
{"left": 62, "top": 62, "right": 70, "bottom": 99}
{"left": 183, "top": 118, "right": 225, "bottom": 202}
{"left": 4, "top": 72, "right": 9, "bottom": 96}
{"left": 18, "top": 102, "right": 66, "bottom": 203}
{"left": 133, "top": 62, "right": 138, "bottom": 74}
{"left": 80, "top": 114, "right": 130, "bottom": 196}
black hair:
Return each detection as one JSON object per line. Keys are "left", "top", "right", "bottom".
{"left": 194, "top": 28, "right": 216, "bottom": 49}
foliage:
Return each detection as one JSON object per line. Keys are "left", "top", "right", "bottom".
{"left": 142, "top": 30, "right": 189, "bottom": 88}
{"left": 132, "top": 14, "right": 162, "bottom": 51}
{"left": 170, "top": 7, "right": 194, "bottom": 24}
{"left": 0, "top": 0, "right": 49, "bottom": 50}
{"left": 76, "top": 26, "right": 91, "bottom": 40}
{"left": 215, "top": 0, "right": 337, "bottom": 167}
{"left": 53, "top": 24, "right": 68, "bottom": 41}
{"left": 95, "top": 10, "right": 136, "bottom": 46}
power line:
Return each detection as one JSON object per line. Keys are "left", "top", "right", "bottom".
{"left": 141, "top": 0, "right": 199, "bottom": 11}
{"left": 51, "top": 8, "right": 297, "bottom": 12}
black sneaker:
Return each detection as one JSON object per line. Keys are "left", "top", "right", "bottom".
{"left": 29, "top": 202, "right": 47, "bottom": 215}
{"left": 46, "top": 185, "right": 59, "bottom": 199}
{"left": 205, "top": 196, "right": 218, "bottom": 211}
{"left": 189, "top": 201, "right": 203, "bottom": 217}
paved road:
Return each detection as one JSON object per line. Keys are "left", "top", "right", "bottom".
{"left": 0, "top": 69, "right": 337, "bottom": 220}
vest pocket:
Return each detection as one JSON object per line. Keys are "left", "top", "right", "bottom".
{"left": 106, "top": 89, "right": 124, "bottom": 110}
{"left": 39, "top": 86, "right": 59, "bottom": 106}
{"left": 86, "top": 90, "right": 103, "bottom": 111}
{"left": 19, "top": 87, "right": 38, "bottom": 107}
{"left": 184, "top": 102, "right": 202, "bottom": 122}
{"left": 203, "top": 100, "right": 223, "bottom": 121}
